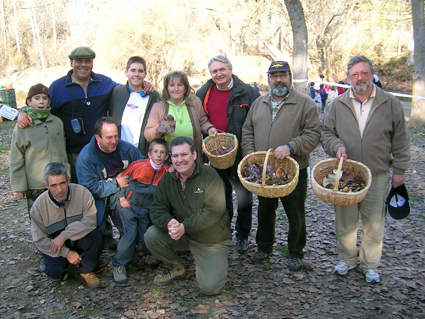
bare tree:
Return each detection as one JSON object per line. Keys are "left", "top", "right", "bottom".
{"left": 13, "top": 0, "right": 20, "bottom": 54}
{"left": 283, "top": 0, "right": 308, "bottom": 93}
{"left": 410, "top": 0, "right": 425, "bottom": 128}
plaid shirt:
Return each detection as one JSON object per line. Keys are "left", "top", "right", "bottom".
{"left": 270, "top": 88, "right": 291, "bottom": 121}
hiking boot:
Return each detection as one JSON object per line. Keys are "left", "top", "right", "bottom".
{"left": 251, "top": 250, "right": 270, "bottom": 264}
{"left": 237, "top": 237, "right": 249, "bottom": 253}
{"left": 334, "top": 262, "right": 356, "bottom": 276}
{"left": 288, "top": 258, "right": 303, "bottom": 271}
{"left": 363, "top": 269, "right": 380, "bottom": 283}
{"left": 112, "top": 266, "right": 127, "bottom": 283}
{"left": 79, "top": 272, "right": 100, "bottom": 288}
{"left": 153, "top": 266, "right": 185, "bottom": 286}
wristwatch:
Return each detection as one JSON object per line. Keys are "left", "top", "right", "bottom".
{"left": 287, "top": 144, "right": 294, "bottom": 155}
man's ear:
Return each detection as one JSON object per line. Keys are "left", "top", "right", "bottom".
{"left": 43, "top": 182, "right": 49, "bottom": 189}
{"left": 95, "top": 134, "right": 101, "bottom": 144}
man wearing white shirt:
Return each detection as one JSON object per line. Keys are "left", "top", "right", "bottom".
{"left": 109, "top": 56, "right": 159, "bottom": 156}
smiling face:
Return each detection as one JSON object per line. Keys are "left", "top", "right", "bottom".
{"left": 348, "top": 62, "right": 373, "bottom": 95}
{"left": 70, "top": 58, "right": 93, "bottom": 83}
{"left": 210, "top": 61, "right": 233, "bottom": 89}
{"left": 26, "top": 93, "right": 50, "bottom": 110}
{"left": 44, "top": 174, "right": 69, "bottom": 202}
{"left": 148, "top": 143, "right": 168, "bottom": 166}
{"left": 125, "top": 62, "right": 146, "bottom": 91}
{"left": 95, "top": 122, "right": 119, "bottom": 153}
{"left": 167, "top": 77, "right": 186, "bottom": 105}
{"left": 171, "top": 143, "right": 197, "bottom": 179}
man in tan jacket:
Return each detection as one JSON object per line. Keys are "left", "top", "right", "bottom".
{"left": 242, "top": 61, "right": 320, "bottom": 270}
{"left": 321, "top": 55, "right": 410, "bottom": 283}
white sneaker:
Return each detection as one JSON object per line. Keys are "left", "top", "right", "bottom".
{"left": 363, "top": 269, "right": 380, "bottom": 283}
{"left": 334, "top": 262, "right": 356, "bottom": 276}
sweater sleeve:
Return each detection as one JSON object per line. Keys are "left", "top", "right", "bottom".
{"left": 10, "top": 125, "right": 29, "bottom": 193}
{"left": 390, "top": 98, "right": 410, "bottom": 174}
{"left": 241, "top": 101, "right": 257, "bottom": 156}
{"left": 194, "top": 97, "right": 214, "bottom": 135}
{"left": 144, "top": 102, "right": 165, "bottom": 142}
{"left": 321, "top": 101, "right": 346, "bottom": 157}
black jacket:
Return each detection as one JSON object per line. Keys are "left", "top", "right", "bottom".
{"left": 196, "top": 75, "right": 260, "bottom": 176}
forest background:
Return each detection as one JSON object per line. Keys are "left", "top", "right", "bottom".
{"left": 0, "top": 0, "right": 420, "bottom": 116}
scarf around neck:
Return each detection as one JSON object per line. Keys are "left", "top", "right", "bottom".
{"left": 26, "top": 106, "right": 51, "bottom": 120}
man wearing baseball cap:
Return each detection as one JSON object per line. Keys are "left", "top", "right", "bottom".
{"left": 242, "top": 61, "right": 320, "bottom": 270}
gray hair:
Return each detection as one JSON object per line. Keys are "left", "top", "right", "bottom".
{"left": 44, "top": 162, "right": 68, "bottom": 184}
{"left": 346, "top": 55, "right": 374, "bottom": 77}
{"left": 208, "top": 55, "right": 232, "bottom": 73}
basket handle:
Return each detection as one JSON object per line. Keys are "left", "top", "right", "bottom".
{"left": 261, "top": 148, "right": 274, "bottom": 187}
{"left": 202, "top": 129, "right": 235, "bottom": 143}
{"left": 333, "top": 156, "right": 344, "bottom": 192}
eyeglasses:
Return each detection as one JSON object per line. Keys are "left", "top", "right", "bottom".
{"left": 349, "top": 71, "right": 370, "bottom": 80}
{"left": 269, "top": 73, "right": 289, "bottom": 80}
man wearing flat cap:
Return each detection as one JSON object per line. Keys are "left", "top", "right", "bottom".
{"left": 242, "top": 61, "right": 320, "bottom": 270}
{"left": 18, "top": 46, "right": 117, "bottom": 183}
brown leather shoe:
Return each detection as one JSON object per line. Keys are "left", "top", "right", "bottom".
{"left": 79, "top": 272, "right": 100, "bottom": 288}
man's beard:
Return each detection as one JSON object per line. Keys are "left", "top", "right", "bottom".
{"left": 352, "top": 80, "right": 372, "bottom": 94}
{"left": 271, "top": 82, "right": 291, "bottom": 97}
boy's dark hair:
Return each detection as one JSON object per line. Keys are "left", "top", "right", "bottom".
{"left": 319, "top": 84, "right": 324, "bottom": 89}
{"left": 94, "top": 116, "right": 116, "bottom": 137}
{"left": 126, "top": 56, "right": 147, "bottom": 72}
{"left": 149, "top": 138, "right": 168, "bottom": 153}
{"left": 310, "top": 82, "right": 314, "bottom": 86}
{"left": 44, "top": 162, "right": 68, "bottom": 184}
{"left": 170, "top": 136, "right": 195, "bottom": 154}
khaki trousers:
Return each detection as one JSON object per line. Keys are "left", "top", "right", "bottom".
{"left": 145, "top": 225, "right": 232, "bottom": 295}
{"left": 335, "top": 171, "right": 390, "bottom": 270}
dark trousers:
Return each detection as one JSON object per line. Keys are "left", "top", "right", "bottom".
{"left": 256, "top": 168, "right": 307, "bottom": 259}
{"left": 215, "top": 166, "right": 253, "bottom": 239}
{"left": 43, "top": 228, "right": 104, "bottom": 279}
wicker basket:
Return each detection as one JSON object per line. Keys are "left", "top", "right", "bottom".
{"left": 237, "top": 149, "right": 299, "bottom": 198}
{"left": 311, "top": 158, "right": 372, "bottom": 206}
{"left": 202, "top": 133, "right": 238, "bottom": 169}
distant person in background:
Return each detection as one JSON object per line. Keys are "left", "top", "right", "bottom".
{"left": 253, "top": 82, "right": 260, "bottom": 92}
{"left": 314, "top": 90, "right": 322, "bottom": 111}
{"left": 319, "top": 84, "right": 328, "bottom": 112}
{"left": 373, "top": 74, "right": 383, "bottom": 89}
{"left": 108, "top": 56, "right": 159, "bottom": 156}
{"left": 326, "top": 86, "right": 338, "bottom": 108}
{"left": 144, "top": 71, "right": 216, "bottom": 163}
{"left": 10, "top": 83, "right": 69, "bottom": 213}
{"left": 310, "top": 82, "right": 315, "bottom": 99}
{"left": 337, "top": 81, "right": 346, "bottom": 96}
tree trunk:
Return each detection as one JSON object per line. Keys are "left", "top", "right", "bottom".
{"left": 410, "top": 0, "right": 425, "bottom": 128}
{"left": 283, "top": 0, "right": 308, "bottom": 93}
{"left": 30, "top": 0, "right": 45, "bottom": 68}
{"left": 13, "top": 0, "right": 20, "bottom": 54}
{"left": 51, "top": 1, "right": 57, "bottom": 49}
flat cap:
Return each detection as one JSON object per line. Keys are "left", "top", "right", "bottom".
{"left": 268, "top": 61, "right": 291, "bottom": 73}
{"left": 68, "top": 46, "right": 96, "bottom": 59}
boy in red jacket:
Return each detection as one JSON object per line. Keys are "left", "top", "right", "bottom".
{"left": 112, "top": 138, "right": 168, "bottom": 283}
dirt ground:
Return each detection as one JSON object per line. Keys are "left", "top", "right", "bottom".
{"left": 0, "top": 101, "right": 424, "bottom": 319}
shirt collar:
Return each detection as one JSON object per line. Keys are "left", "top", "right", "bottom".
{"left": 216, "top": 77, "right": 234, "bottom": 91}
{"left": 128, "top": 84, "right": 147, "bottom": 97}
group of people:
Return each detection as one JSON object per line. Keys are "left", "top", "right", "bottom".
{"left": 10, "top": 46, "right": 410, "bottom": 295}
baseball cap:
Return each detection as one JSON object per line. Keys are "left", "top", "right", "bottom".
{"left": 68, "top": 46, "right": 96, "bottom": 59}
{"left": 268, "top": 61, "right": 291, "bottom": 73}
{"left": 386, "top": 184, "right": 410, "bottom": 220}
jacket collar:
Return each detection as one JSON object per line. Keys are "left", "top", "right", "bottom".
{"left": 65, "top": 69, "right": 101, "bottom": 87}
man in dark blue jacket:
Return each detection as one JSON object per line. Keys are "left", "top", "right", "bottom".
{"left": 76, "top": 117, "right": 144, "bottom": 244}
{"left": 196, "top": 55, "right": 260, "bottom": 253}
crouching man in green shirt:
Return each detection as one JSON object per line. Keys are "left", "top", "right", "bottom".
{"left": 145, "top": 136, "right": 232, "bottom": 295}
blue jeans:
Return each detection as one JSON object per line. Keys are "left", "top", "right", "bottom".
{"left": 112, "top": 204, "right": 151, "bottom": 267}
{"left": 43, "top": 228, "right": 104, "bottom": 279}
